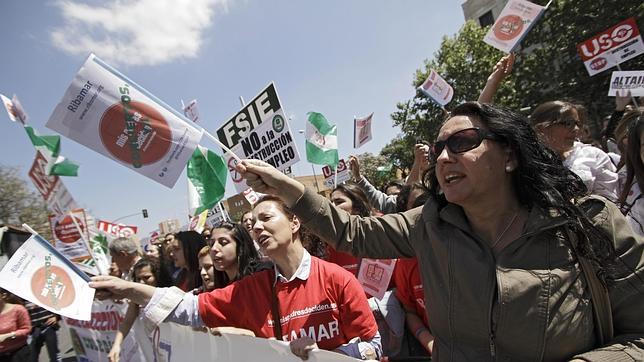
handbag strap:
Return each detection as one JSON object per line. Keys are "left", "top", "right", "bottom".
{"left": 565, "top": 226, "right": 614, "bottom": 346}
{"left": 270, "top": 272, "right": 283, "bottom": 339}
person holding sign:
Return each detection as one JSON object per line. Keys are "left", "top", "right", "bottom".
{"left": 233, "top": 102, "right": 644, "bottom": 361}
{"left": 90, "top": 196, "right": 381, "bottom": 360}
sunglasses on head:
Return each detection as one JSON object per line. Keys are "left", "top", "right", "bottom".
{"left": 431, "top": 127, "right": 502, "bottom": 157}
{"left": 547, "top": 118, "right": 580, "bottom": 129}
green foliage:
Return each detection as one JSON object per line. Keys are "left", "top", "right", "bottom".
{"left": 0, "top": 165, "right": 53, "bottom": 240}
{"left": 385, "top": 0, "right": 644, "bottom": 163}
{"left": 355, "top": 152, "right": 398, "bottom": 190}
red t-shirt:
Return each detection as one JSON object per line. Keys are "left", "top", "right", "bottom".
{"left": 0, "top": 304, "right": 31, "bottom": 353}
{"left": 198, "top": 256, "right": 378, "bottom": 351}
{"left": 326, "top": 246, "right": 360, "bottom": 276}
{"left": 393, "top": 258, "right": 428, "bottom": 327}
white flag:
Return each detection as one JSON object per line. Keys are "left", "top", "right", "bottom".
{"left": 483, "top": 0, "right": 545, "bottom": 53}
{"left": 418, "top": 70, "right": 454, "bottom": 106}
{"left": 45, "top": 53, "right": 203, "bottom": 188}
{"left": 353, "top": 113, "right": 373, "bottom": 149}
{"left": 0, "top": 232, "right": 95, "bottom": 320}
{"left": 182, "top": 99, "right": 200, "bottom": 123}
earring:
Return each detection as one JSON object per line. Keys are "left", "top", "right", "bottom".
{"left": 505, "top": 166, "right": 513, "bottom": 172}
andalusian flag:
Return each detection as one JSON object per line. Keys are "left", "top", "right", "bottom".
{"left": 187, "top": 146, "right": 227, "bottom": 215}
{"left": 25, "top": 126, "right": 79, "bottom": 177}
{"left": 305, "top": 112, "right": 339, "bottom": 168}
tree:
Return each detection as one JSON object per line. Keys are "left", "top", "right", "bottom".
{"left": 0, "top": 165, "right": 53, "bottom": 240}
{"left": 386, "top": 0, "right": 644, "bottom": 161}
{"left": 355, "top": 152, "right": 398, "bottom": 191}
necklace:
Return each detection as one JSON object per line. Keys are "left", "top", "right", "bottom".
{"left": 491, "top": 211, "right": 519, "bottom": 248}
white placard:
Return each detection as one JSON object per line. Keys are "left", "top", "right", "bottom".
{"left": 483, "top": 0, "right": 544, "bottom": 53}
{"left": 353, "top": 113, "right": 373, "bottom": 149}
{"left": 608, "top": 70, "right": 644, "bottom": 97}
{"left": 216, "top": 83, "right": 300, "bottom": 193}
{"left": 418, "top": 69, "right": 454, "bottom": 106}
{"left": 0, "top": 233, "right": 95, "bottom": 320}
{"left": 357, "top": 258, "right": 397, "bottom": 300}
{"left": 322, "top": 159, "right": 351, "bottom": 188}
{"left": 46, "top": 53, "right": 203, "bottom": 188}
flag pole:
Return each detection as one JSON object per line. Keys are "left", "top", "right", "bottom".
{"left": 68, "top": 211, "right": 106, "bottom": 275}
{"left": 334, "top": 166, "right": 338, "bottom": 189}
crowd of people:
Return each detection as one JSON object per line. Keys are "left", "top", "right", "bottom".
{"left": 5, "top": 52, "right": 636, "bottom": 361}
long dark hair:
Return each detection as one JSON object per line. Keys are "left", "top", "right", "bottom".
{"left": 132, "top": 255, "right": 173, "bottom": 287}
{"left": 174, "top": 230, "right": 206, "bottom": 291}
{"left": 209, "top": 221, "right": 261, "bottom": 288}
{"left": 426, "top": 102, "right": 621, "bottom": 282}
{"left": 332, "top": 183, "right": 372, "bottom": 217}
{"left": 396, "top": 182, "right": 430, "bottom": 212}
{"left": 617, "top": 108, "right": 644, "bottom": 208}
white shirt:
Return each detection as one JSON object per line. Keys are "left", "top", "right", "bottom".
{"left": 564, "top": 142, "right": 619, "bottom": 201}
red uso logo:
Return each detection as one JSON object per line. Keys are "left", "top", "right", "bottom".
{"left": 577, "top": 18, "right": 639, "bottom": 60}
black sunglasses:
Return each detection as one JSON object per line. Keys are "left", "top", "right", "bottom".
{"left": 431, "top": 127, "right": 502, "bottom": 157}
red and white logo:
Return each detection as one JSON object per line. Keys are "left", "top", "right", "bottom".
{"left": 53, "top": 215, "right": 84, "bottom": 244}
{"left": 31, "top": 261, "right": 76, "bottom": 310}
{"left": 577, "top": 18, "right": 640, "bottom": 61}
{"left": 493, "top": 14, "right": 524, "bottom": 41}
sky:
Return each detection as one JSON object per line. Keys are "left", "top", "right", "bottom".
{"left": 0, "top": 0, "right": 466, "bottom": 236}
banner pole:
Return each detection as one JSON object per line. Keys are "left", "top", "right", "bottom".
{"left": 201, "top": 130, "right": 242, "bottom": 163}
{"left": 68, "top": 211, "right": 105, "bottom": 275}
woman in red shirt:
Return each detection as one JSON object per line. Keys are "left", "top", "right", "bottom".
{"left": 91, "top": 196, "right": 381, "bottom": 360}
{"left": 0, "top": 290, "right": 31, "bottom": 362}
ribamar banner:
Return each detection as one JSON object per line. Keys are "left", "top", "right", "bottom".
{"left": 577, "top": 18, "right": 644, "bottom": 76}
{"left": 216, "top": 83, "right": 300, "bottom": 193}
{"left": 0, "top": 233, "right": 94, "bottom": 320}
{"left": 48, "top": 209, "right": 95, "bottom": 275}
{"left": 46, "top": 53, "right": 203, "bottom": 188}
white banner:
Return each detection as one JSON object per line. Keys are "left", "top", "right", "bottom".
{"left": 216, "top": 83, "right": 300, "bottom": 193}
{"left": 483, "top": 0, "right": 545, "bottom": 53}
{"left": 96, "top": 220, "right": 138, "bottom": 238}
{"left": 353, "top": 113, "right": 373, "bottom": 149}
{"left": 0, "top": 233, "right": 94, "bottom": 320}
{"left": 155, "top": 323, "right": 359, "bottom": 362}
{"left": 418, "top": 69, "right": 454, "bottom": 106}
{"left": 63, "top": 300, "right": 144, "bottom": 362}
{"left": 182, "top": 99, "right": 200, "bottom": 123}
{"left": 46, "top": 53, "right": 203, "bottom": 188}
{"left": 608, "top": 70, "right": 644, "bottom": 97}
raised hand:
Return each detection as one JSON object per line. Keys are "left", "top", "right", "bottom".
{"left": 348, "top": 155, "right": 361, "bottom": 181}
{"left": 236, "top": 159, "right": 305, "bottom": 207}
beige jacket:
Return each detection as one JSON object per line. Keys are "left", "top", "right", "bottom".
{"left": 292, "top": 189, "right": 644, "bottom": 361}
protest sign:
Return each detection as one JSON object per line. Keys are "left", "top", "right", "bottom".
{"left": 608, "top": 71, "right": 644, "bottom": 97}
{"left": 155, "top": 323, "right": 359, "bottom": 362}
{"left": 1, "top": 94, "right": 28, "bottom": 124}
{"left": 216, "top": 83, "right": 300, "bottom": 193}
{"left": 182, "top": 99, "right": 199, "bottom": 123}
{"left": 189, "top": 209, "right": 209, "bottom": 233}
{"left": 483, "top": 0, "right": 545, "bottom": 53}
{"left": 577, "top": 17, "right": 644, "bottom": 76}
{"left": 46, "top": 53, "right": 203, "bottom": 188}
{"left": 0, "top": 232, "right": 94, "bottom": 320}
{"left": 418, "top": 69, "right": 454, "bottom": 106}
{"left": 63, "top": 300, "right": 144, "bottom": 362}
{"left": 48, "top": 209, "right": 95, "bottom": 273}
{"left": 29, "top": 151, "right": 78, "bottom": 215}
{"left": 353, "top": 113, "right": 373, "bottom": 149}
{"left": 96, "top": 220, "right": 138, "bottom": 238}
{"left": 322, "top": 159, "right": 351, "bottom": 188}
{"left": 205, "top": 202, "right": 229, "bottom": 228}
{"left": 357, "top": 258, "right": 397, "bottom": 300}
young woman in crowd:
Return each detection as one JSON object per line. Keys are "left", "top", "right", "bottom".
{"left": 169, "top": 231, "right": 206, "bottom": 292}
{"left": 235, "top": 102, "right": 644, "bottom": 361}
{"left": 614, "top": 108, "right": 644, "bottom": 235}
{"left": 0, "top": 289, "right": 31, "bottom": 362}
{"left": 108, "top": 256, "right": 172, "bottom": 362}
{"left": 529, "top": 101, "right": 619, "bottom": 201}
{"left": 91, "top": 196, "right": 381, "bottom": 360}
{"left": 197, "top": 246, "right": 215, "bottom": 293}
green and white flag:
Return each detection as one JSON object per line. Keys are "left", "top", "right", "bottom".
{"left": 25, "top": 126, "right": 79, "bottom": 177}
{"left": 305, "top": 112, "right": 339, "bottom": 168}
{"left": 187, "top": 145, "right": 228, "bottom": 215}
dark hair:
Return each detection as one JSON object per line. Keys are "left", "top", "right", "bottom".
{"left": 529, "top": 100, "right": 583, "bottom": 128}
{"left": 383, "top": 180, "right": 404, "bottom": 194}
{"left": 618, "top": 108, "right": 644, "bottom": 208}
{"left": 427, "top": 102, "right": 621, "bottom": 282}
{"left": 174, "top": 231, "right": 206, "bottom": 291}
{"left": 209, "top": 221, "right": 261, "bottom": 287}
{"left": 132, "top": 255, "right": 173, "bottom": 287}
{"left": 396, "top": 182, "right": 430, "bottom": 212}
{"left": 332, "top": 183, "right": 372, "bottom": 217}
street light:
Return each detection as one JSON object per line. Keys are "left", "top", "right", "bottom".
{"left": 297, "top": 129, "right": 320, "bottom": 193}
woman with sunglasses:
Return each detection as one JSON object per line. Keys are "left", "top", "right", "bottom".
{"left": 90, "top": 196, "right": 381, "bottom": 360}
{"left": 235, "top": 101, "right": 644, "bottom": 361}
{"left": 530, "top": 101, "right": 619, "bottom": 201}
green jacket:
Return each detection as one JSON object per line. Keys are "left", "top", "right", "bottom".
{"left": 292, "top": 189, "right": 644, "bottom": 361}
